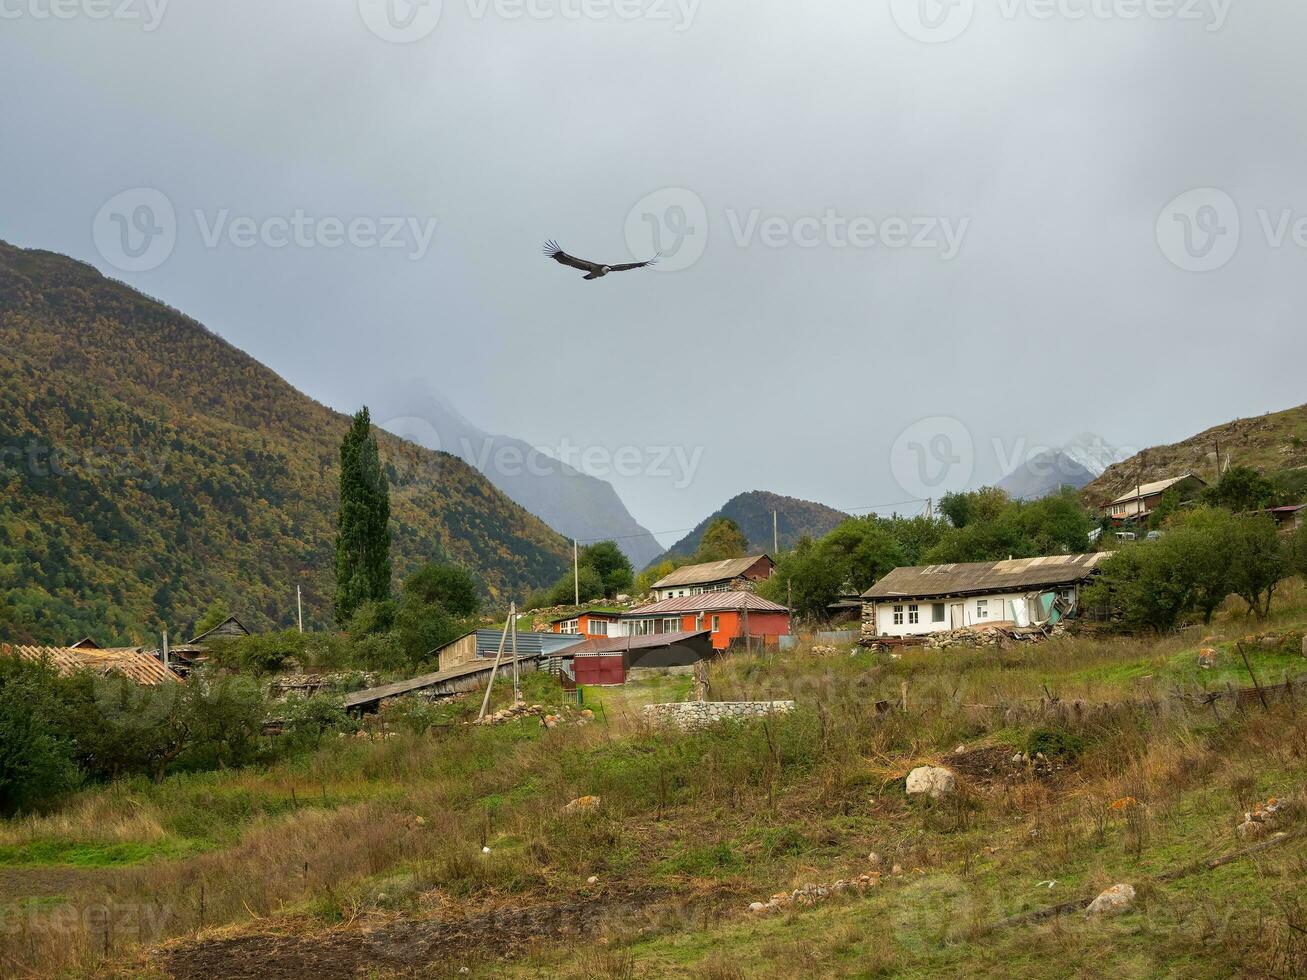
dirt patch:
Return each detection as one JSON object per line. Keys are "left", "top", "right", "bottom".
{"left": 153, "top": 889, "right": 670, "bottom": 979}
{"left": 947, "top": 746, "right": 1067, "bottom": 787}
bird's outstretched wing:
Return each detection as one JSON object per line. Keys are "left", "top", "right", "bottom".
{"left": 608, "top": 255, "right": 658, "bottom": 272}
{"left": 542, "top": 240, "right": 600, "bottom": 274}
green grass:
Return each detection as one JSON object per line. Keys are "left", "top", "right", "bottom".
{"left": 0, "top": 839, "right": 197, "bottom": 867}
{"left": 4, "top": 590, "right": 1307, "bottom": 977}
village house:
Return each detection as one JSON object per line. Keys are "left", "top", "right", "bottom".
{"left": 1101, "top": 473, "right": 1207, "bottom": 522}
{"left": 434, "top": 628, "right": 587, "bottom": 672}
{"left": 649, "top": 554, "right": 775, "bottom": 601}
{"left": 548, "top": 610, "right": 625, "bottom": 640}
{"left": 1, "top": 643, "right": 182, "bottom": 686}
{"left": 861, "top": 553, "right": 1110, "bottom": 639}
{"left": 621, "top": 591, "right": 791, "bottom": 651}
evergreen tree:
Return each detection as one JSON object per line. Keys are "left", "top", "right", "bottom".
{"left": 334, "top": 408, "right": 392, "bottom": 625}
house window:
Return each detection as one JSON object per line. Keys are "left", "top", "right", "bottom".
{"left": 892, "top": 605, "right": 904, "bottom": 626}
{"left": 589, "top": 620, "right": 609, "bottom": 636}
{"left": 560, "top": 619, "right": 579, "bottom": 634}
{"left": 691, "top": 586, "right": 704, "bottom": 595}
{"left": 932, "top": 603, "right": 946, "bottom": 623}
{"left": 976, "top": 599, "right": 989, "bottom": 620}
{"left": 711, "top": 615, "right": 721, "bottom": 633}
{"left": 662, "top": 618, "right": 680, "bottom": 633}
{"left": 908, "top": 604, "right": 920, "bottom": 625}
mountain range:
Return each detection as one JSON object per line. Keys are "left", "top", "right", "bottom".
{"left": 370, "top": 387, "right": 664, "bottom": 570}
{"left": 995, "top": 433, "right": 1125, "bottom": 500}
{"left": 655, "top": 491, "right": 850, "bottom": 563}
{"left": 0, "top": 242, "right": 571, "bottom": 645}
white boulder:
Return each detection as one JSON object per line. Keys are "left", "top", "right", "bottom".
{"left": 1086, "top": 883, "right": 1136, "bottom": 915}
{"left": 906, "top": 766, "right": 957, "bottom": 800}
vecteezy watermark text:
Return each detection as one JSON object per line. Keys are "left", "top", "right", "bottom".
{"left": 624, "top": 187, "right": 970, "bottom": 272}
{"left": 0, "top": 0, "right": 168, "bottom": 30}
{"left": 92, "top": 188, "right": 439, "bottom": 273}
{"left": 1, "top": 440, "right": 167, "bottom": 490}
{"left": 1156, "top": 187, "right": 1307, "bottom": 273}
{"left": 357, "top": 0, "right": 699, "bottom": 43}
{"left": 890, "top": 0, "right": 1229, "bottom": 44}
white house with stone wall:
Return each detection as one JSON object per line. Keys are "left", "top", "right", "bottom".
{"left": 861, "top": 553, "right": 1110, "bottom": 639}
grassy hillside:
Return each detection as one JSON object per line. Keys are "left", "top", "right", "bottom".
{"left": 2, "top": 583, "right": 1305, "bottom": 977}
{"left": 0, "top": 242, "right": 570, "bottom": 645}
{"left": 657, "top": 491, "right": 849, "bottom": 565}
{"left": 1084, "top": 402, "right": 1307, "bottom": 505}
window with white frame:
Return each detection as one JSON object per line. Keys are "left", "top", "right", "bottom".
{"left": 560, "top": 619, "right": 579, "bottom": 634}
{"left": 908, "top": 604, "right": 920, "bottom": 625}
{"left": 976, "top": 599, "right": 989, "bottom": 619}
{"left": 711, "top": 615, "right": 721, "bottom": 633}
{"left": 892, "top": 605, "right": 904, "bottom": 626}
{"left": 662, "top": 618, "right": 680, "bottom": 633}
{"left": 589, "top": 619, "right": 609, "bottom": 636}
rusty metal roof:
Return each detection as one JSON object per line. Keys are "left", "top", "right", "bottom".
{"left": 627, "top": 591, "right": 789, "bottom": 615}
{"left": 862, "top": 553, "right": 1110, "bottom": 601}
{"left": 568, "top": 630, "right": 712, "bottom": 655}
{"left": 650, "top": 555, "right": 771, "bottom": 590}
{"left": 1107, "top": 473, "right": 1205, "bottom": 506}
{"left": 2, "top": 644, "right": 182, "bottom": 686}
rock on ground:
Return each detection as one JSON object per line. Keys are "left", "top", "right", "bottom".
{"left": 906, "top": 766, "right": 957, "bottom": 800}
{"left": 1086, "top": 883, "right": 1136, "bottom": 915}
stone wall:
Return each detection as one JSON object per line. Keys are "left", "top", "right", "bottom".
{"left": 642, "top": 700, "right": 796, "bottom": 729}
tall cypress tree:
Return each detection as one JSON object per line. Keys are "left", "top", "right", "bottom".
{"left": 335, "top": 407, "right": 392, "bottom": 625}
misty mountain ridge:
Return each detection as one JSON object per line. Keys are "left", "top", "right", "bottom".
{"left": 656, "top": 491, "right": 850, "bottom": 565}
{"left": 372, "top": 385, "right": 665, "bottom": 570}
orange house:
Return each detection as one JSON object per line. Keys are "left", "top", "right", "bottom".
{"left": 549, "top": 610, "right": 622, "bottom": 641}
{"left": 621, "top": 592, "right": 791, "bottom": 651}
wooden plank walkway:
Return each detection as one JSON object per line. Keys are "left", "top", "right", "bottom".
{"left": 343, "top": 656, "right": 538, "bottom": 712}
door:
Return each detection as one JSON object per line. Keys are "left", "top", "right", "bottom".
{"left": 949, "top": 603, "right": 964, "bottom": 629}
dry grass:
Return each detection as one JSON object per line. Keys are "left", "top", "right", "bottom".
{"left": 3, "top": 584, "right": 1307, "bottom": 977}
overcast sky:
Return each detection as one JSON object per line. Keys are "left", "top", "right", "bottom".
{"left": 3, "top": 0, "right": 1305, "bottom": 544}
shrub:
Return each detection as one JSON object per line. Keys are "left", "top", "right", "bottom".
{"left": 279, "top": 693, "right": 357, "bottom": 751}
{"left": 1026, "top": 727, "right": 1086, "bottom": 760}
{"left": 0, "top": 657, "right": 81, "bottom": 813}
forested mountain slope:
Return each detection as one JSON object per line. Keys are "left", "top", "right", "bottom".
{"left": 0, "top": 242, "right": 570, "bottom": 644}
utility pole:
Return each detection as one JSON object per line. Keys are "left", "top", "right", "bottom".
{"left": 573, "top": 539, "right": 580, "bottom": 606}
{"left": 477, "top": 613, "right": 513, "bottom": 723}
{"left": 510, "top": 602, "right": 521, "bottom": 704}
{"left": 773, "top": 510, "right": 779, "bottom": 555}
{"left": 296, "top": 586, "right": 304, "bottom": 633}
{"left": 926, "top": 497, "right": 933, "bottom": 520}
{"left": 161, "top": 628, "right": 169, "bottom": 671}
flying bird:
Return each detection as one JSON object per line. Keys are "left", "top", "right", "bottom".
{"left": 542, "top": 240, "right": 657, "bottom": 280}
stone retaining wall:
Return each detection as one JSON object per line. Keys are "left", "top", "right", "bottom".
{"left": 642, "top": 700, "right": 796, "bottom": 729}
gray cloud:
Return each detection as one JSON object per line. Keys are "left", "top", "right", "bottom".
{"left": 2, "top": 0, "right": 1304, "bottom": 538}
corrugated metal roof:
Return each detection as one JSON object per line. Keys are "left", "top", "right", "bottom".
{"left": 568, "top": 630, "right": 712, "bottom": 655}
{"left": 651, "top": 555, "right": 771, "bottom": 590}
{"left": 627, "top": 591, "right": 789, "bottom": 615}
{"left": 2, "top": 644, "right": 182, "bottom": 686}
{"left": 1108, "top": 473, "right": 1204, "bottom": 505}
{"left": 473, "top": 630, "right": 586, "bottom": 658}
{"left": 862, "top": 553, "right": 1110, "bottom": 601}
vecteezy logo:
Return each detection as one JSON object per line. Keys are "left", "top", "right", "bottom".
{"left": 1156, "top": 187, "right": 1240, "bottom": 272}
{"left": 92, "top": 188, "right": 177, "bottom": 273}
{"left": 624, "top": 187, "right": 709, "bottom": 272}
{"left": 889, "top": 0, "right": 975, "bottom": 43}
{"left": 358, "top": 0, "right": 442, "bottom": 43}
{"left": 890, "top": 416, "right": 974, "bottom": 500}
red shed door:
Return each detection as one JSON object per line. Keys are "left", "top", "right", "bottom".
{"left": 574, "top": 654, "right": 627, "bottom": 686}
